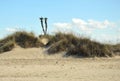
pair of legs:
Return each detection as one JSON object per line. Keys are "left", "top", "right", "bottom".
{"left": 40, "top": 17, "right": 48, "bottom": 35}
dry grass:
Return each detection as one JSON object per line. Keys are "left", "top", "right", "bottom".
{"left": 0, "top": 31, "right": 43, "bottom": 53}
{"left": 47, "top": 32, "right": 114, "bottom": 57}
{"left": 112, "top": 44, "right": 120, "bottom": 55}
{"left": 14, "top": 31, "right": 43, "bottom": 48}
{"left": 0, "top": 31, "right": 119, "bottom": 57}
{"left": 0, "top": 40, "right": 15, "bottom": 53}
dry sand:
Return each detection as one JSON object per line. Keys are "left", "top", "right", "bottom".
{"left": 0, "top": 47, "right": 120, "bottom": 81}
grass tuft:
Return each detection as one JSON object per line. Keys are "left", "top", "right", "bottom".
{"left": 0, "top": 40, "right": 15, "bottom": 53}
{"left": 47, "top": 32, "right": 113, "bottom": 57}
{"left": 0, "top": 31, "right": 43, "bottom": 53}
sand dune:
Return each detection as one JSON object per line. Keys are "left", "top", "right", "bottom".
{"left": 0, "top": 47, "right": 120, "bottom": 81}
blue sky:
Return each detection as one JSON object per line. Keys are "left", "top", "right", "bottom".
{"left": 0, "top": 0, "right": 120, "bottom": 44}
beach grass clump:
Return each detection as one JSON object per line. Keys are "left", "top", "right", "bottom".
{"left": 0, "top": 31, "right": 43, "bottom": 53}
{"left": 47, "top": 32, "right": 113, "bottom": 57}
{"left": 112, "top": 44, "right": 120, "bottom": 55}
{"left": 0, "top": 40, "right": 15, "bottom": 53}
{"left": 66, "top": 41, "right": 113, "bottom": 57}
{"left": 47, "top": 32, "right": 80, "bottom": 54}
{"left": 48, "top": 38, "right": 69, "bottom": 54}
{"left": 14, "top": 31, "right": 42, "bottom": 48}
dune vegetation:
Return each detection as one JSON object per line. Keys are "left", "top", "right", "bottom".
{"left": 46, "top": 32, "right": 114, "bottom": 57}
{"left": 0, "top": 31, "right": 120, "bottom": 57}
{"left": 0, "top": 31, "right": 43, "bottom": 53}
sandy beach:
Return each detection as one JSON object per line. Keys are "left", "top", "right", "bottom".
{"left": 0, "top": 47, "right": 120, "bottom": 81}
